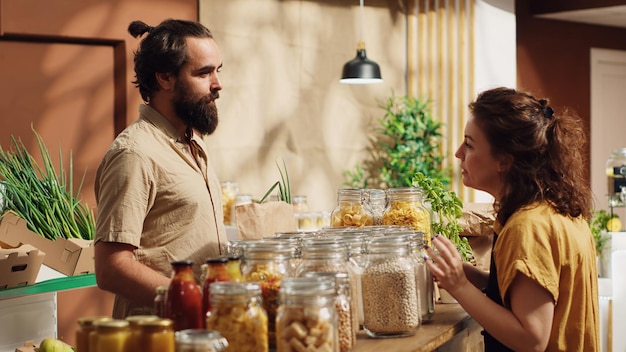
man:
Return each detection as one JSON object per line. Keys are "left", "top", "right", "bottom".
{"left": 94, "top": 19, "right": 228, "bottom": 318}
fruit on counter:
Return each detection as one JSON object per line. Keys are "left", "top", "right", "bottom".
{"left": 38, "top": 337, "right": 75, "bottom": 352}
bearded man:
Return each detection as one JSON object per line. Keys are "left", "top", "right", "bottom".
{"left": 94, "top": 19, "right": 228, "bottom": 318}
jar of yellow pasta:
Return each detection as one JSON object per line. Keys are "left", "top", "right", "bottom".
{"left": 331, "top": 188, "right": 374, "bottom": 228}
{"left": 382, "top": 187, "right": 431, "bottom": 239}
{"left": 206, "top": 282, "right": 268, "bottom": 352}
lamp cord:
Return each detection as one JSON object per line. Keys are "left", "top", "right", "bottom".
{"left": 359, "top": 0, "right": 364, "bottom": 42}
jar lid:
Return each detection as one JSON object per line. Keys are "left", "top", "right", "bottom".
{"left": 175, "top": 329, "right": 229, "bottom": 351}
{"left": 205, "top": 256, "right": 228, "bottom": 264}
{"left": 170, "top": 260, "right": 194, "bottom": 267}
{"left": 94, "top": 319, "right": 129, "bottom": 329}
{"left": 77, "top": 316, "right": 111, "bottom": 327}
{"left": 280, "top": 277, "right": 335, "bottom": 297}
{"left": 125, "top": 315, "right": 160, "bottom": 326}
{"left": 138, "top": 318, "right": 174, "bottom": 329}
{"left": 156, "top": 285, "right": 168, "bottom": 294}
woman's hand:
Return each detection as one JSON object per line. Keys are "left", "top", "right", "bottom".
{"left": 424, "top": 234, "right": 470, "bottom": 296}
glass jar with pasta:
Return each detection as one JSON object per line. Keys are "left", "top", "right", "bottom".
{"left": 382, "top": 187, "right": 431, "bottom": 239}
{"left": 205, "top": 282, "right": 268, "bottom": 352}
{"left": 331, "top": 188, "right": 374, "bottom": 228}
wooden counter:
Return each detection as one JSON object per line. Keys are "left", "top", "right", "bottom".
{"left": 354, "top": 303, "right": 484, "bottom": 352}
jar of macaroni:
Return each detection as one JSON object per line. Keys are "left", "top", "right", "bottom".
{"left": 76, "top": 316, "right": 110, "bottom": 352}
{"left": 137, "top": 318, "right": 175, "bottom": 352}
{"left": 331, "top": 188, "right": 373, "bottom": 228}
{"left": 220, "top": 181, "right": 238, "bottom": 225}
{"left": 382, "top": 187, "right": 431, "bottom": 240}
{"left": 276, "top": 277, "right": 338, "bottom": 352}
{"left": 175, "top": 329, "right": 228, "bottom": 352}
{"left": 89, "top": 319, "right": 130, "bottom": 352}
{"left": 240, "top": 240, "right": 293, "bottom": 349}
{"left": 205, "top": 282, "right": 268, "bottom": 352}
{"left": 362, "top": 234, "right": 420, "bottom": 338}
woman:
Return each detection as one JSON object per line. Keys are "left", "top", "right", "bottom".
{"left": 426, "top": 87, "right": 600, "bottom": 351}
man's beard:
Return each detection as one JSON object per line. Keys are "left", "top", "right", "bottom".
{"left": 173, "top": 82, "right": 219, "bottom": 136}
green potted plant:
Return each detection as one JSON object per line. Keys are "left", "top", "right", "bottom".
{"left": 589, "top": 209, "right": 617, "bottom": 277}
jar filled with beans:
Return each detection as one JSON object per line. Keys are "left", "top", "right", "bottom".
{"left": 205, "top": 282, "right": 268, "bottom": 352}
{"left": 361, "top": 234, "right": 420, "bottom": 338}
{"left": 331, "top": 188, "right": 374, "bottom": 228}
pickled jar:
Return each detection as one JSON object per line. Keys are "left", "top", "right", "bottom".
{"left": 303, "top": 272, "right": 355, "bottom": 352}
{"left": 205, "top": 282, "right": 268, "bottom": 352}
{"left": 225, "top": 254, "right": 243, "bottom": 282}
{"left": 154, "top": 285, "right": 168, "bottom": 318}
{"left": 138, "top": 318, "right": 175, "bottom": 352}
{"left": 175, "top": 329, "right": 228, "bottom": 352}
{"left": 362, "top": 234, "right": 420, "bottom": 338}
{"left": 165, "top": 260, "right": 203, "bottom": 331}
{"left": 364, "top": 189, "right": 386, "bottom": 225}
{"left": 607, "top": 148, "right": 626, "bottom": 207}
{"left": 382, "top": 187, "right": 431, "bottom": 240}
{"left": 240, "top": 240, "right": 293, "bottom": 348}
{"left": 276, "top": 277, "right": 338, "bottom": 352}
{"left": 331, "top": 188, "right": 374, "bottom": 228}
{"left": 89, "top": 319, "right": 130, "bottom": 352}
{"left": 410, "top": 231, "right": 435, "bottom": 322}
{"left": 126, "top": 315, "right": 160, "bottom": 352}
{"left": 221, "top": 181, "right": 239, "bottom": 225}
{"left": 202, "top": 257, "right": 230, "bottom": 321}
{"left": 76, "top": 316, "right": 110, "bottom": 352}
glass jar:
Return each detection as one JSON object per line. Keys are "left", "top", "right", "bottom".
{"left": 225, "top": 254, "right": 243, "bottom": 282}
{"left": 292, "top": 195, "right": 309, "bottom": 213}
{"left": 382, "top": 187, "right": 431, "bottom": 239}
{"left": 607, "top": 148, "right": 626, "bottom": 207}
{"left": 240, "top": 240, "right": 293, "bottom": 348}
{"left": 165, "top": 260, "right": 204, "bottom": 331}
{"left": 154, "top": 285, "right": 168, "bottom": 318}
{"left": 231, "top": 194, "right": 253, "bottom": 227}
{"left": 410, "top": 231, "right": 435, "bottom": 322}
{"left": 202, "top": 257, "right": 230, "bottom": 321}
{"left": 205, "top": 282, "right": 268, "bottom": 352}
{"left": 364, "top": 189, "right": 386, "bottom": 225}
{"left": 76, "top": 316, "right": 110, "bottom": 352}
{"left": 362, "top": 234, "right": 420, "bottom": 338}
{"left": 276, "top": 277, "right": 338, "bottom": 352}
{"left": 303, "top": 272, "right": 355, "bottom": 352}
{"left": 126, "top": 315, "right": 160, "bottom": 352}
{"left": 89, "top": 319, "right": 130, "bottom": 352}
{"left": 221, "top": 181, "right": 239, "bottom": 225}
{"left": 175, "top": 329, "right": 228, "bottom": 352}
{"left": 331, "top": 188, "right": 374, "bottom": 228}
{"left": 138, "top": 318, "right": 175, "bottom": 352}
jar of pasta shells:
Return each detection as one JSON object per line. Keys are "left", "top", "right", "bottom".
{"left": 382, "top": 187, "right": 431, "bottom": 239}
{"left": 205, "top": 282, "right": 268, "bottom": 352}
{"left": 331, "top": 188, "right": 374, "bottom": 228}
{"left": 362, "top": 234, "right": 420, "bottom": 338}
{"left": 276, "top": 277, "right": 338, "bottom": 352}
{"left": 240, "top": 240, "right": 293, "bottom": 349}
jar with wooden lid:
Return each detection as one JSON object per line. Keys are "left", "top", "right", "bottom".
{"left": 89, "top": 319, "right": 130, "bottom": 352}
{"left": 138, "top": 318, "right": 175, "bottom": 352}
{"left": 205, "top": 282, "right": 268, "bottom": 352}
{"left": 175, "top": 329, "right": 228, "bottom": 352}
{"left": 76, "top": 316, "right": 110, "bottom": 352}
{"left": 331, "top": 188, "right": 373, "bottom": 228}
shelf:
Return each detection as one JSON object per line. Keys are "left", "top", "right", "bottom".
{"left": 0, "top": 273, "right": 96, "bottom": 300}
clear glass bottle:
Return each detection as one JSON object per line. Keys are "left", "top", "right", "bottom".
{"left": 607, "top": 148, "right": 626, "bottom": 207}
{"left": 89, "top": 319, "right": 130, "bottom": 352}
{"left": 410, "top": 231, "right": 435, "bottom": 322}
{"left": 382, "top": 187, "right": 431, "bottom": 239}
{"left": 165, "top": 260, "right": 204, "bottom": 331}
{"left": 364, "top": 189, "right": 387, "bottom": 225}
{"left": 220, "top": 181, "right": 239, "bottom": 226}
{"left": 331, "top": 188, "right": 373, "bottom": 228}
{"left": 361, "top": 234, "right": 420, "bottom": 338}
{"left": 175, "top": 329, "right": 229, "bottom": 352}
{"left": 240, "top": 240, "right": 293, "bottom": 349}
{"left": 303, "top": 272, "right": 355, "bottom": 352}
{"left": 154, "top": 285, "right": 168, "bottom": 318}
{"left": 276, "top": 277, "right": 339, "bottom": 352}
{"left": 138, "top": 318, "right": 176, "bottom": 352}
{"left": 292, "top": 195, "right": 309, "bottom": 213}
{"left": 202, "top": 257, "right": 230, "bottom": 322}
{"left": 205, "top": 282, "right": 268, "bottom": 352}
{"left": 76, "top": 316, "right": 110, "bottom": 352}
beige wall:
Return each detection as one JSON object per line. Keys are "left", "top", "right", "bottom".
{"left": 200, "top": 0, "right": 407, "bottom": 212}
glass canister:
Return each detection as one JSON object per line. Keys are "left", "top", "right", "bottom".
{"left": 276, "top": 277, "right": 338, "bottom": 352}
{"left": 382, "top": 187, "right": 431, "bottom": 240}
{"left": 303, "top": 272, "right": 355, "bottom": 352}
{"left": 205, "top": 282, "right": 268, "bottom": 352}
{"left": 331, "top": 188, "right": 374, "bottom": 228}
{"left": 225, "top": 254, "right": 243, "bottom": 282}
{"left": 409, "top": 231, "right": 435, "bottom": 322}
{"left": 361, "top": 234, "right": 420, "bottom": 338}
{"left": 89, "top": 319, "right": 130, "bottom": 352}
{"left": 292, "top": 195, "right": 309, "bottom": 213}
{"left": 202, "top": 257, "right": 230, "bottom": 322}
{"left": 154, "top": 285, "right": 168, "bottom": 318}
{"left": 175, "top": 329, "right": 229, "bottom": 352}
{"left": 240, "top": 240, "right": 293, "bottom": 348}
{"left": 126, "top": 315, "right": 160, "bottom": 352}
{"left": 165, "top": 260, "right": 204, "bottom": 331}
{"left": 364, "top": 189, "right": 387, "bottom": 225}
{"left": 76, "top": 316, "right": 110, "bottom": 352}
{"left": 138, "top": 318, "right": 176, "bottom": 352}
{"left": 607, "top": 148, "right": 626, "bottom": 207}
{"left": 221, "top": 181, "right": 239, "bottom": 226}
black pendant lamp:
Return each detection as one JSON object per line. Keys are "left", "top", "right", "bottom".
{"left": 340, "top": 0, "right": 383, "bottom": 85}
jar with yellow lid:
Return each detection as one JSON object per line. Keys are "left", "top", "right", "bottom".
{"left": 205, "top": 282, "right": 268, "bottom": 352}
{"left": 382, "top": 187, "right": 431, "bottom": 239}
{"left": 89, "top": 319, "right": 130, "bottom": 352}
{"left": 126, "top": 315, "right": 160, "bottom": 352}
{"left": 138, "top": 318, "right": 175, "bottom": 352}
{"left": 331, "top": 188, "right": 373, "bottom": 228}
{"left": 175, "top": 329, "right": 228, "bottom": 352}
{"left": 76, "top": 316, "right": 110, "bottom": 352}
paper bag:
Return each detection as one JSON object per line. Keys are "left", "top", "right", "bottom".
{"left": 235, "top": 201, "right": 297, "bottom": 240}
{"left": 459, "top": 202, "right": 495, "bottom": 237}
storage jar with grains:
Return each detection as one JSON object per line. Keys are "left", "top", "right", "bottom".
{"left": 331, "top": 188, "right": 373, "bottom": 228}
{"left": 364, "top": 189, "right": 386, "bottom": 225}
{"left": 382, "top": 187, "right": 431, "bottom": 239}
{"left": 175, "top": 329, "right": 228, "bottom": 352}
